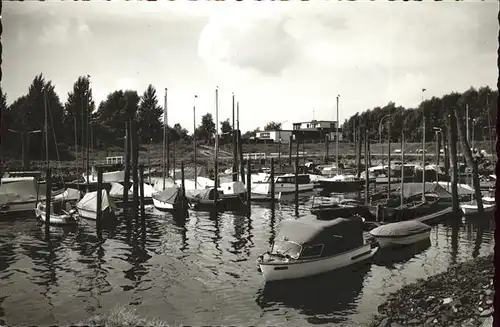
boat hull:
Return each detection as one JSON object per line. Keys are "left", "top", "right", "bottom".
{"left": 274, "top": 183, "right": 314, "bottom": 194}
{"left": 152, "top": 197, "right": 187, "bottom": 212}
{"left": 77, "top": 207, "right": 112, "bottom": 220}
{"left": 373, "top": 230, "right": 431, "bottom": 249}
{"left": 318, "top": 180, "right": 364, "bottom": 193}
{"left": 461, "top": 203, "right": 496, "bottom": 216}
{"left": 0, "top": 200, "right": 38, "bottom": 217}
{"left": 259, "top": 244, "right": 376, "bottom": 282}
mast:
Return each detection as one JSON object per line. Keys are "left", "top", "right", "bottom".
{"left": 44, "top": 88, "right": 49, "bottom": 168}
{"left": 401, "top": 131, "right": 405, "bottom": 208}
{"left": 85, "top": 91, "right": 90, "bottom": 186}
{"left": 421, "top": 88, "right": 426, "bottom": 202}
{"left": 214, "top": 87, "right": 219, "bottom": 203}
{"left": 193, "top": 95, "right": 198, "bottom": 189}
{"left": 162, "top": 88, "right": 167, "bottom": 190}
{"left": 336, "top": 95, "right": 340, "bottom": 175}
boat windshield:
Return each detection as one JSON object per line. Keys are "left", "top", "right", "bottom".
{"left": 271, "top": 241, "right": 302, "bottom": 259}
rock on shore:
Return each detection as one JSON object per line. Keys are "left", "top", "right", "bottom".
{"left": 370, "top": 254, "right": 494, "bottom": 327}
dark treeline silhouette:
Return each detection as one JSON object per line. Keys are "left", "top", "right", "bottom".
{"left": 0, "top": 74, "right": 222, "bottom": 161}
{"left": 341, "top": 87, "right": 497, "bottom": 144}
{"left": 0, "top": 74, "right": 497, "bottom": 162}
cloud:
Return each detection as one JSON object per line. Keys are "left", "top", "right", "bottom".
{"left": 198, "top": 11, "right": 298, "bottom": 76}
{"left": 38, "top": 18, "right": 71, "bottom": 45}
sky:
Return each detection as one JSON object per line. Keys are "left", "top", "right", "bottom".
{"left": 3, "top": 1, "right": 498, "bottom": 133}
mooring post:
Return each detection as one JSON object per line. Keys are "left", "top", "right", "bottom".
{"left": 364, "top": 130, "right": 369, "bottom": 205}
{"left": 131, "top": 120, "right": 139, "bottom": 216}
{"left": 246, "top": 159, "right": 252, "bottom": 209}
{"left": 270, "top": 158, "right": 275, "bottom": 203}
{"left": 181, "top": 161, "right": 186, "bottom": 211}
{"left": 123, "top": 121, "right": 130, "bottom": 206}
{"left": 44, "top": 168, "right": 52, "bottom": 234}
{"left": 294, "top": 155, "right": 299, "bottom": 205}
{"left": 139, "top": 165, "right": 145, "bottom": 221}
{"left": 96, "top": 166, "right": 103, "bottom": 237}
{"left": 238, "top": 130, "right": 245, "bottom": 183}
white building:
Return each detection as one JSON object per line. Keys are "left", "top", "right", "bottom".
{"left": 255, "top": 130, "right": 293, "bottom": 143}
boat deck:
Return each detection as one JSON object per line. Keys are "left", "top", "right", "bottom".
{"left": 415, "top": 207, "right": 455, "bottom": 225}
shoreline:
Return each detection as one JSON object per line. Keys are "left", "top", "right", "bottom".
{"left": 369, "top": 253, "right": 494, "bottom": 327}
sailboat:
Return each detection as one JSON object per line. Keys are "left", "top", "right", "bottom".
{"left": 36, "top": 88, "right": 79, "bottom": 226}
{"left": 152, "top": 88, "right": 187, "bottom": 212}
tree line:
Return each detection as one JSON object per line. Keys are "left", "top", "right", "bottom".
{"left": 249, "top": 87, "right": 497, "bottom": 146}
{"left": 341, "top": 86, "right": 497, "bottom": 145}
{"left": 0, "top": 74, "right": 238, "bottom": 161}
{"left": 0, "top": 74, "right": 496, "bottom": 162}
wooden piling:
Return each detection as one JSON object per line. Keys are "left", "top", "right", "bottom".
{"left": 387, "top": 116, "right": 392, "bottom": 199}
{"left": 401, "top": 133, "right": 405, "bottom": 208}
{"left": 131, "top": 120, "right": 139, "bottom": 214}
{"left": 446, "top": 112, "right": 460, "bottom": 212}
{"left": 44, "top": 168, "right": 51, "bottom": 233}
{"left": 270, "top": 158, "right": 275, "bottom": 203}
{"left": 364, "top": 131, "right": 369, "bottom": 204}
{"left": 294, "top": 155, "right": 299, "bottom": 205}
{"left": 123, "top": 121, "right": 131, "bottom": 205}
{"left": 181, "top": 161, "right": 186, "bottom": 211}
{"left": 238, "top": 130, "right": 245, "bottom": 183}
{"left": 139, "top": 165, "right": 145, "bottom": 220}
{"left": 246, "top": 159, "right": 251, "bottom": 209}
{"left": 96, "top": 166, "right": 103, "bottom": 235}
{"left": 324, "top": 134, "right": 329, "bottom": 164}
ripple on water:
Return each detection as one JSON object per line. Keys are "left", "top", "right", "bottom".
{"left": 0, "top": 208, "right": 494, "bottom": 326}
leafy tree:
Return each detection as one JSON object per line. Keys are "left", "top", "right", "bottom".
{"left": 95, "top": 90, "right": 140, "bottom": 146}
{"left": 137, "top": 85, "right": 163, "bottom": 144}
{"left": 63, "top": 75, "right": 95, "bottom": 149}
{"left": 220, "top": 118, "right": 232, "bottom": 144}
{"left": 264, "top": 121, "right": 282, "bottom": 131}
{"left": 196, "top": 113, "right": 216, "bottom": 144}
{"left": 170, "top": 123, "right": 190, "bottom": 143}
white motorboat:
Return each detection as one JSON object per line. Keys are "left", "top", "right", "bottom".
{"left": 460, "top": 200, "right": 496, "bottom": 216}
{"left": 253, "top": 174, "right": 314, "bottom": 195}
{"left": 152, "top": 187, "right": 187, "bottom": 212}
{"left": 76, "top": 190, "right": 118, "bottom": 220}
{"left": 369, "top": 220, "right": 432, "bottom": 249}
{"left": 36, "top": 201, "right": 78, "bottom": 226}
{"left": 257, "top": 216, "right": 378, "bottom": 282}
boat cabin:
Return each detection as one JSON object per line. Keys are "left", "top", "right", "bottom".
{"left": 271, "top": 174, "right": 311, "bottom": 185}
{"left": 271, "top": 217, "right": 364, "bottom": 260}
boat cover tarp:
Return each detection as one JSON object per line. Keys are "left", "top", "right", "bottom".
{"left": 391, "top": 182, "right": 452, "bottom": 200}
{"left": 370, "top": 220, "right": 431, "bottom": 237}
{"left": 0, "top": 180, "right": 40, "bottom": 205}
{"left": 186, "top": 188, "right": 214, "bottom": 201}
{"left": 437, "top": 182, "right": 475, "bottom": 196}
{"left": 153, "top": 178, "right": 177, "bottom": 192}
{"left": 76, "top": 190, "right": 117, "bottom": 211}
{"left": 276, "top": 217, "right": 364, "bottom": 246}
{"left": 54, "top": 188, "right": 81, "bottom": 201}
{"left": 128, "top": 183, "right": 156, "bottom": 198}
{"left": 109, "top": 182, "right": 131, "bottom": 197}
{"left": 153, "top": 187, "right": 180, "bottom": 204}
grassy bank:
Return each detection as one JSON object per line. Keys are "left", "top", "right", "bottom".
{"left": 370, "top": 253, "right": 494, "bottom": 327}
{"left": 80, "top": 306, "right": 180, "bottom": 327}
{"left": 3, "top": 140, "right": 495, "bottom": 169}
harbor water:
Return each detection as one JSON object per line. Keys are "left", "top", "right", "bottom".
{"left": 0, "top": 202, "right": 494, "bottom": 326}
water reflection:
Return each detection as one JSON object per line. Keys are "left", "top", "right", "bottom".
{"left": 256, "top": 263, "right": 371, "bottom": 325}
{"left": 0, "top": 204, "right": 496, "bottom": 327}
{"left": 374, "top": 239, "right": 432, "bottom": 267}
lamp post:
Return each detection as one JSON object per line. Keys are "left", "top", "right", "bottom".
{"left": 433, "top": 127, "right": 442, "bottom": 183}
{"left": 378, "top": 114, "right": 392, "bottom": 164}
{"left": 471, "top": 118, "right": 477, "bottom": 148}
{"left": 421, "top": 88, "right": 427, "bottom": 202}
{"left": 8, "top": 129, "right": 42, "bottom": 169}
{"left": 277, "top": 119, "right": 288, "bottom": 173}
